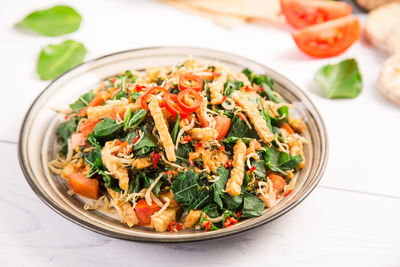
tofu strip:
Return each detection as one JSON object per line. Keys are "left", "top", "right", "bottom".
{"left": 232, "top": 92, "right": 274, "bottom": 143}
{"left": 189, "top": 127, "right": 218, "bottom": 141}
{"left": 107, "top": 188, "right": 139, "bottom": 227}
{"left": 151, "top": 208, "right": 177, "bottom": 232}
{"left": 148, "top": 98, "right": 176, "bottom": 162}
{"left": 209, "top": 69, "right": 227, "bottom": 105}
{"left": 183, "top": 210, "right": 202, "bottom": 229}
{"left": 225, "top": 139, "right": 247, "bottom": 196}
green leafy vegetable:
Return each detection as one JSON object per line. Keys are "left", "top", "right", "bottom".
{"left": 224, "top": 80, "right": 243, "bottom": 97}
{"left": 143, "top": 174, "right": 164, "bottom": 197}
{"left": 213, "top": 167, "right": 229, "bottom": 208}
{"left": 170, "top": 170, "right": 199, "bottom": 203}
{"left": 93, "top": 118, "right": 122, "bottom": 138}
{"left": 241, "top": 192, "right": 265, "bottom": 218}
{"left": 314, "top": 58, "right": 362, "bottom": 99}
{"left": 16, "top": 5, "right": 81, "bottom": 37}
{"left": 37, "top": 40, "right": 87, "bottom": 80}
{"left": 171, "top": 112, "right": 180, "bottom": 144}
{"left": 133, "top": 127, "right": 157, "bottom": 156}
{"left": 131, "top": 92, "right": 141, "bottom": 103}
{"left": 123, "top": 109, "right": 147, "bottom": 131}
{"left": 222, "top": 136, "right": 253, "bottom": 145}
{"left": 251, "top": 160, "right": 266, "bottom": 179}
{"left": 227, "top": 115, "right": 258, "bottom": 139}
{"left": 56, "top": 118, "right": 77, "bottom": 155}
{"left": 69, "top": 91, "right": 94, "bottom": 113}
{"left": 99, "top": 170, "right": 121, "bottom": 192}
{"left": 265, "top": 145, "right": 302, "bottom": 175}
{"left": 242, "top": 68, "right": 279, "bottom": 102}
{"left": 199, "top": 212, "right": 219, "bottom": 231}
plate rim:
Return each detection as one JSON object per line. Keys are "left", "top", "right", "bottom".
{"left": 18, "top": 46, "right": 329, "bottom": 243}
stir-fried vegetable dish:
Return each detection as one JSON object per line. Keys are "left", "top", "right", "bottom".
{"left": 49, "top": 58, "right": 307, "bottom": 232}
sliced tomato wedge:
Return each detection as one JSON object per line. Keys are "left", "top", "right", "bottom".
{"left": 291, "top": 16, "right": 361, "bottom": 58}
{"left": 177, "top": 89, "right": 202, "bottom": 113}
{"left": 179, "top": 73, "right": 203, "bottom": 91}
{"left": 281, "top": 0, "right": 352, "bottom": 29}
{"left": 214, "top": 115, "right": 231, "bottom": 140}
{"left": 140, "top": 86, "right": 168, "bottom": 111}
{"left": 79, "top": 119, "right": 101, "bottom": 138}
{"left": 164, "top": 93, "right": 189, "bottom": 118}
{"left": 67, "top": 173, "right": 100, "bottom": 199}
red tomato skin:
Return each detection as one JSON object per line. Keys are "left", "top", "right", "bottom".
{"left": 291, "top": 16, "right": 361, "bottom": 58}
{"left": 214, "top": 116, "right": 231, "bottom": 140}
{"left": 135, "top": 199, "right": 161, "bottom": 226}
{"left": 281, "top": 0, "right": 352, "bottom": 29}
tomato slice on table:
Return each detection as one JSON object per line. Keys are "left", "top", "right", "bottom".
{"left": 291, "top": 16, "right": 361, "bottom": 58}
{"left": 141, "top": 86, "right": 169, "bottom": 111}
{"left": 179, "top": 73, "right": 203, "bottom": 91}
{"left": 177, "top": 89, "right": 202, "bottom": 113}
{"left": 281, "top": 0, "right": 352, "bottom": 29}
{"left": 164, "top": 93, "right": 189, "bottom": 118}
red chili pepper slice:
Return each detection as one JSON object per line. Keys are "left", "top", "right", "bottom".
{"left": 179, "top": 73, "right": 203, "bottom": 91}
{"left": 164, "top": 93, "right": 189, "bottom": 119}
{"left": 238, "top": 113, "right": 246, "bottom": 121}
{"left": 151, "top": 152, "right": 161, "bottom": 168}
{"left": 249, "top": 166, "right": 256, "bottom": 174}
{"left": 183, "top": 136, "right": 192, "bottom": 142}
{"left": 201, "top": 220, "right": 211, "bottom": 232}
{"left": 283, "top": 189, "right": 292, "bottom": 197}
{"left": 221, "top": 96, "right": 227, "bottom": 104}
{"left": 224, "top": 216, "right": 238, "bottom": 228}
{"left": 168, "top": 221, "right": 183, "bottom": 232}
{"left": 135, "top": 84, "right": 147, "bottom": 92}
{"left": 177, "top": 89, "right": 203, "bottom": 113}
{"left": 141, "top": 86, "right": 169, "bottom": 111}
{"left": 224, "top": 159, "right": 233, "bottom": 168}
{"left": 164, "top": 171, "right": 177, "bottom": 176}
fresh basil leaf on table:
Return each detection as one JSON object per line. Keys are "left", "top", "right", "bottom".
{"left": 36, "top": 40, "right": 87, "bottom": 80}
{"left": 315, "top": 58, "right": 362, "bottom": 99}
{"left": 16, "top": 5, "right": 81, "bottom": 36}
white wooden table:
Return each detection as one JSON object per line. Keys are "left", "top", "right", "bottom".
{"left": 1, "top": 0, "right": 399, "bottom": 266}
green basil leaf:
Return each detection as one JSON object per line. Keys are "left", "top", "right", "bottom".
{"left": 131, "top": 92, "right": 141, "bottom": 103}
{"left": 123, "top": 109, "right": 147, "bottom": 131}
{"left": 213, "top": 167, "right": 229, "bottom": 208}
{"left": 171, "top": 112, "right": 180, "bottom": 144}
{"left": 279, "top": 153, "right": 303, "bottom": 171}
{"left": 170, "top": 170, "right": 199, "bottom": 203}
{"left": 227, "top": 115, "right": 258, "bottom": 139}
{"left": 222, "top": 136, "right": 253, "bottom": 145}
{"left": 241, "top": 192, "right": 265, "bottom": 218}
{"left": 93, "top": 118, "right": 122, "bottom": 138}
{"left": 251, "top": 160, "right": 266, "bottom": 179}
{"left": 16, "top": 5, "right": 81, "bottom": 36}
{"left": 69, "top": 91, "right": 94, "bottom": 113}
{"left": 37, "top": 40, "right": 87, "bottom": 80}
{"left": 56, "top": 118, "right": 77, "bottom": 141}
{"left": 314, "top": 58, "right": 362, "bottom": 99}
{"left": 99, "top": 170, "right": 121, "bottom": 192}
{"left": 223, "top": 80, "right": 243, "bottom": 97}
